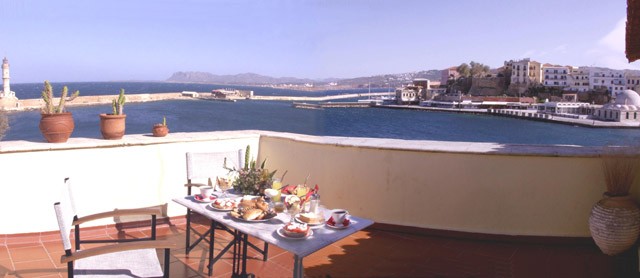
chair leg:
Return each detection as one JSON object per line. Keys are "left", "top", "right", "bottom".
{"left": 164, "top": 248, "right": 171, "bottom": 278}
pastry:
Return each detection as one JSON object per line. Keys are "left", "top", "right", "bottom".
{"left": 283, "top": 222, "right": 309, "bottom": 238}
{"left": 298, "top": 212, "right": 323, "bottom": 224}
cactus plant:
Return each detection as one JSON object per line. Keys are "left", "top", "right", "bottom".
{"left": 111, "top": 88, "right": 126, "bottom": 115}
{"left": 41, "top": 80, "right": 79, "bottom": 114}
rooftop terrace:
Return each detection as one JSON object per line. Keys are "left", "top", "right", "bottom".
{"left": 1, "top": 215, "right": 636, "bottom": 277}
{"left": 1, "top": 130, "right": 639, "bottom": 276}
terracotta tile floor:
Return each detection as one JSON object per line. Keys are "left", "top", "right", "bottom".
{"left": 0, "top": 215, "right": 637, "bottom": 278}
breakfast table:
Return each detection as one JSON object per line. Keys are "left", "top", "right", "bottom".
{"left": 173, "top": 195, "right": 374, "bottom": 278}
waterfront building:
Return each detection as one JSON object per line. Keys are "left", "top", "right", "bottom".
{"left": 440, "top": 66, "right": 459, "bottom": 85}
{"left": 592, "top": 89, "right": 640, "bottom": 123}
{"left": 567, "top": 67, "right": 590, "bottom": 92}
{"left": 537, "top": 101, "right": 591, "bottom": 118}
{"left": 589, "top": 68, "right": 625, "bottom": 96}
{"left": 624, "top": 70, "right": 640, "bottom": 91}
{"left": 542, "top": 64, "right": 570, "bottom": 88}
{"left": 507, "top": 58, "right": 542, "bottom": 96}
{"left": 395, "top": 85, "right": 421, "bottom": 105}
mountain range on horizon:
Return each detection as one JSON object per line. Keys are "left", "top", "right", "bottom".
{"left": 166, "top": 70, "right": 443, "bottom": 88}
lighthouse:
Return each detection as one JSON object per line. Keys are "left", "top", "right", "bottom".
{"left": 1, "top": 57, "right": 15, "bottom": 98}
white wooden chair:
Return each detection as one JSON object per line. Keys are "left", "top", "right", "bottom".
{"left": 54, "top": 178, "right": 175, "bottom": 277}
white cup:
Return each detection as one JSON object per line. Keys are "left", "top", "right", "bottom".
{"left": 200, "top": 186, "right": 214, "bottom": 199}
{"left": 331, "top": 209, "right": 349, "bottom": 225}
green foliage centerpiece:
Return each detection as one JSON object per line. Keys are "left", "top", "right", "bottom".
{"left": 224, "top": 145, "right": 277, "bottom": 195}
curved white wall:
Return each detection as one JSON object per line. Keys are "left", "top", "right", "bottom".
{"left": 0, "top": 130, "right": 631, "bottom": 237}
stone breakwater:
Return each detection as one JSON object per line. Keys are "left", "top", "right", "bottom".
{"left": 1, "top": 92, "right": 393, "bottom": 111}
{"left": 2, "top": 92, "right": 186, "bottom": 111}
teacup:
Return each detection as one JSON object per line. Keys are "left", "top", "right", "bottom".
{"left": 331, "top": 209, "right": 349, "bottom": 226}
{"left": 200, "top": 186, "right": 214, "bottom": 199}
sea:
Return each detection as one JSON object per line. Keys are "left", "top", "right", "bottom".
{"left": 3, "top": 81, "right": 640, "bottom": 147}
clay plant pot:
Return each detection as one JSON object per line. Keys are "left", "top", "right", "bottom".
{"left": 588, "top": 194, "right": 640, "bottom": 255}
{"left": 39, "top": 112, "right": 75, "bottom": 143}
{"left": 152, "top": 124, "right": 169, "bottom": 137}
{"left": 99, "top": 113, "right": 126, "bottom": 140}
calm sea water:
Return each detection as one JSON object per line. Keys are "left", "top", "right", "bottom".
{"left": 4, "top": 82, "right": 640, "bottom": 146}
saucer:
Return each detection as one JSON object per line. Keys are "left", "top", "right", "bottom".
{"left": 325, "top": 221, "right": 349, "bottom": 229}
{"left": 193, "top": 194, "right": 216, "bottom": 203}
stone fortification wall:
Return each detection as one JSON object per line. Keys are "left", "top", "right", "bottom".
{"left": 470, "top": 77, "right": 505, "bottom": 96}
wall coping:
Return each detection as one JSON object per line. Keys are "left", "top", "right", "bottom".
{"left": 0, "top": 129, "right": 606, "bottom": 157}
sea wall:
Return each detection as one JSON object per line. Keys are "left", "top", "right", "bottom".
{"left": 2, "top": 92, "right": 186, "bottom": 111}
{"left": 0, "top": 130, "right": 629, "bottom": 238}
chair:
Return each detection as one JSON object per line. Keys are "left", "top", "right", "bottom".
{"left": 184, "top": 151, "right": 269, "bottom": 275}
{"left": 54, "top": 178, "right": 175, "bottom": 277}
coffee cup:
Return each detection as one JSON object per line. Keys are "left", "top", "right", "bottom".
{"left": 200, "top": 186, "right": 214, "bottom": 199}
{"left": 331, "top": 209, "right": 349, "bottom": 226}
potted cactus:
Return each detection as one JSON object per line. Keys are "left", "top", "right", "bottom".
{"left": 99, "top": 89, "right": 127, "bottom": 140}
{"left": 152, "top": 116, "right": 169, "bottom": 137}
{"left": 39, "top": 80, "right": 80, "bottom": 143}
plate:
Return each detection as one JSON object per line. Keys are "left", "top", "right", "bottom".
{"left": 277, "top": 227, "right": 313, "bottom": 240}
{"left": 209, "top": 198, "right": 240, "bottom": 211}
{"left": 229, "top": 211, "right": 278, "bottom": 222}
{"left": 193, "top": 194, "right": 217, "bottom": 203}
{"left": 294, "top": 214, "right": 325, "bottom": 227}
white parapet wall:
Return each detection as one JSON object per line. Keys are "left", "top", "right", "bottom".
{"left": 0, "top": 130, "right": 632, "bottom": 238}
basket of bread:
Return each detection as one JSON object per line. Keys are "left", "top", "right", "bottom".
{"left": 229, "top": 196, "right": 277, "bottom": 221}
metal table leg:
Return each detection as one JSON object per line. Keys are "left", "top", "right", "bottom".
{"left": 293, "top": 255, "right": 304, "bottom": 278}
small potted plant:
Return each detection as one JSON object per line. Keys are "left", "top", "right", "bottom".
{"left": 152, "top": 116, "right": 169, "bottom": 137}
{"left": 99, "top": 89, "right": 126, "bottom": 140}
{"left": 39, "top": 80, "right": 79, "bottom": 143}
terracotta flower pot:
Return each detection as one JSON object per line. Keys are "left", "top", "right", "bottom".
{"left": 589, "top": 194, "right": 640, "bottom": 255}
{"left": 152, "top": 124, "right": 169, "bottom": 137}
{"left": 39, "top": 112, "right": 75, "bottom": 143}
{"left": 99, "top": 113, "right": 126, "bottom": 140}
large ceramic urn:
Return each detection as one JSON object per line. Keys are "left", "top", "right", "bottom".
{"left": 99, "top": 113, "right": 126, "bottom": 140}
{"left": 39, "top": 112, "right": 75, "bottom": 143}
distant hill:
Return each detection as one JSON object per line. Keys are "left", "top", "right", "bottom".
{"left": 166, "top": 70, "right": 443, "bottom": 88}
{"left": 167, "top": 72, "right": 319, "bottom": 85}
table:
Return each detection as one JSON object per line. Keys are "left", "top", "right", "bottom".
{"left": 173, "top": 196, "right": 374, "bottom": 278}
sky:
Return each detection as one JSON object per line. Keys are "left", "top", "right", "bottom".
{"left": 0, "top": 0, "right": 635, "bottom": 83}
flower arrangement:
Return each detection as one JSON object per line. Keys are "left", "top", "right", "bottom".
{"left": 224, "top": 145, "right": 277, "bottom": 195}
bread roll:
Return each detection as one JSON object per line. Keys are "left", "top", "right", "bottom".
{"left": 243, "top": 208, "right": 263, "bottom": 220}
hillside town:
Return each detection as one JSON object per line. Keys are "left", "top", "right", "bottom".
{"left": 389, "top": 58, "right": 640, "bottom": 127}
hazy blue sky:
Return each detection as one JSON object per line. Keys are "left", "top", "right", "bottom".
{"left": 0, "top": 0, "right": 634, "bottom": 83}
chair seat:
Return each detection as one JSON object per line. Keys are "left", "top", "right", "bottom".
{"left": 74, "top": 248, "right": 163, "bottom": 277}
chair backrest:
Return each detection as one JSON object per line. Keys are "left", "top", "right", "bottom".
{"left": 185, "top": 150, "right": 244, "bottom": 182}
{"left": 54, "top": 178, "right": 76, "bottom": 251}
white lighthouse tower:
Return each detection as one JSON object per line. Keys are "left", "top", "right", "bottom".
{"left": 1, "top": 57, "right": 15, "bottom": 98}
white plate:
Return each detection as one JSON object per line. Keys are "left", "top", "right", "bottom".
{"left": 277, "top": 227, "right": 313, "bottom": 240}
{"left": 294, "top": 214, "right": 325, "bottom": 227}
{"left": 193, "top": 194, "right": 217, "bottom": 203}
{"left": 208, "top": 198, "right": 240, "bottom": 211}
